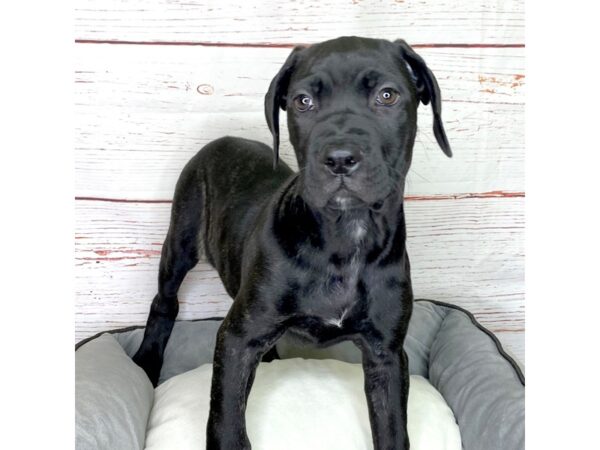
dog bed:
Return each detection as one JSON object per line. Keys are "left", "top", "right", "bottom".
{"left": 75, "top": 299, "right": 524, "bottom": 450}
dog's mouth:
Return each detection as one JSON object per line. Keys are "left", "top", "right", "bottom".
{"left": 325, "top": 186, "right": 366, "bottom": 211}
{"left": 302, "top": 167, "right": 393, "bottom": 211}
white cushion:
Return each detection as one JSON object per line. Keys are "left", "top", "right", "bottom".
{"left": 145, "top": 358, "right": 461, "bottom": 450}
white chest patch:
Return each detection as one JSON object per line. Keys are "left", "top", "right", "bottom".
{"left": 348, "top": 219, "right": 367, "bottom": 243}
{"left": 325, "top": 307, "right": 350, "bottom": 328}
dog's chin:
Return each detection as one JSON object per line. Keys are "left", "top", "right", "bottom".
{"left": 326, "top": 196, "right": 363, "bottom": 211}
{"left": 301, "top": 175, "right": 392, "bottom": 211}
{"left": 325, "top": 190, "right": 368, "bottom": 211}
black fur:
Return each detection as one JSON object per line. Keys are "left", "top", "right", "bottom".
{"left": 133, "top": 36, "right": 451, "bottom": 450}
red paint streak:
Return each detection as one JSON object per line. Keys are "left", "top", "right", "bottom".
{"left": 478, "top": 74, "right": 525, "bottom": 92}
{"left": 405, "top": 191, "right": 525, "bottom": 201}
{"left": 74, "top": 39, "right": 524, "bottom": 49}
{"left": 78, "top": 256, "right": 151, "bottom": 262}
{"left": 76, "top": 191, "right": 524, "bottom": 205}
{"left": 75, "top": 39, "right": 301, "bottom": 48}
{"left": 88, "top": 249, "right": 162, "bottom": 262}
{"left": 479, "top": 75, "right": 499, "bottom": 85}
{"left": 510, "top": 74, "right": 525, "bottom": 88}
{"left": 93, "top": 249, "right": 161, "bottom": 257}
{"left": 413, "top": 43, "right": 524, "bottom": 49}
{"left": 80, "top": 248, "right": 162, "bottom": 261}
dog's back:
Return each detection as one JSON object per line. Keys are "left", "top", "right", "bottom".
{"left": 175, "top": 136, "right": 294, "bottom": 297}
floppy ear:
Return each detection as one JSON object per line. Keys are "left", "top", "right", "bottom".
{"left": 264, "top": 46, "right": 304, "bottom": 168}
{"left": 395, "top": 39, "right": 452, "bottom": 157}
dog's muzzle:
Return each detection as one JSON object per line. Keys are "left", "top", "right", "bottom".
{"left": 321, "top": 147, "right": 364, "bottom": 176}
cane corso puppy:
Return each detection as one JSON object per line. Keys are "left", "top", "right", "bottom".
{"left": 133, "top": 36, "right": 452, "bottom": 450}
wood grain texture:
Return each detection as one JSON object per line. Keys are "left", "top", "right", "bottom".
{"left": 74, "top": 0, "right": 524, "bottom": 45}
{"left": 75, "top": 196, "right": 524, "bottom": 361}
{"left": 75, "top": 44, "right": 524, "bottom": 199}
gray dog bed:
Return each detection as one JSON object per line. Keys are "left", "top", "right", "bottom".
{"left": 76, "top": 299, "right": 524, "bottom": 450}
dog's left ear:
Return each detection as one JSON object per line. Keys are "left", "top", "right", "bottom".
{"left": 264, "top": 46, "right": 305, "bottom": 168}
{"left": 395, "top": 39, "right": 452, "bottom": 157}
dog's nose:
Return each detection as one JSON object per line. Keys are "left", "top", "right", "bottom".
{"left": 322, "top": 149, "right": 363, "bottom": 175}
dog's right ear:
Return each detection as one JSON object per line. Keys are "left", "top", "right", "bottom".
{"left": 264, "top": 46, "right": 304, "bottom": 168}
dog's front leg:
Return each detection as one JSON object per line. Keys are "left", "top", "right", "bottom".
{"left": 206, "top": 306, "right": 283, "bottom": 450}
{"left": 357, "top": 338, "right": 410, "bottom": 450}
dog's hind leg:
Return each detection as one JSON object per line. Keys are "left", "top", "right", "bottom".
{"left": 133, "top": 163, "right": 204, "bottom": 386}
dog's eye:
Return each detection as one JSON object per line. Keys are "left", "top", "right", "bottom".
{"left": 376, "top": 88, "right": 400, "bottom": 106}
{"left": 293, "top": 94, "right": 315, "bottom": 112}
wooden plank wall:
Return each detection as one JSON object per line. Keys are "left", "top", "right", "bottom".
{"left": 75, "top": 0, "right": 525, "bottom": 363}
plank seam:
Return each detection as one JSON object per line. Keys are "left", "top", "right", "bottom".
{"left": 74, "top": 39, "right": 525, "bottom": 49}
{"left": 75, "top": 191, "right": 525, "bottom": 204}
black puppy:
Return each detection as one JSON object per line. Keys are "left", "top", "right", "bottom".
{"left": 133, "top": 36, "right": 451, "bottom": 450}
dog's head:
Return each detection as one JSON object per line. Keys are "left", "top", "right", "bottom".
{"left": 265, "top": 36, "right": 451, "bottom": 210}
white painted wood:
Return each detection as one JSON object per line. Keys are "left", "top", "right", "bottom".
{"left": 75, "top": 45, "right": 524, "bottom": 199}
{"left": 75, "top": 197, "right": 524, "bottom": 362}
{"left": 74, "top": 0, "right": 524, "bottom": 45}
